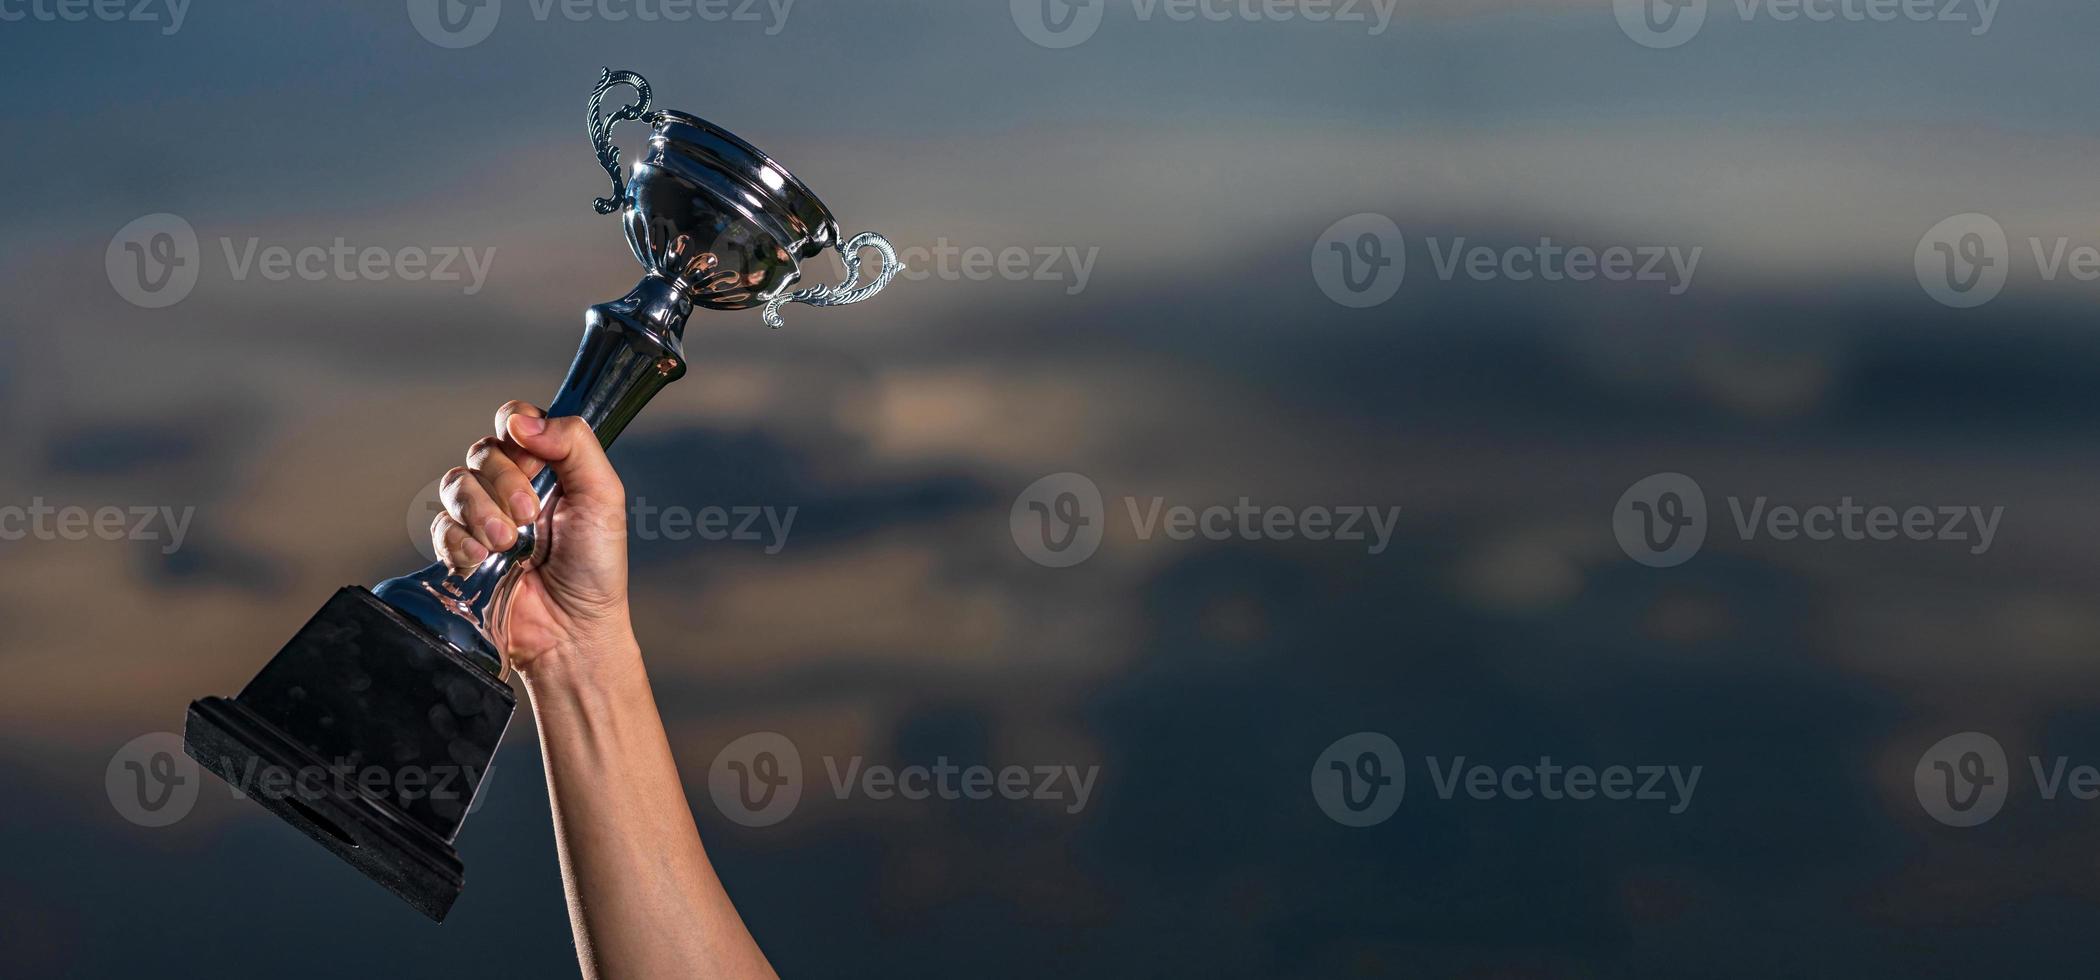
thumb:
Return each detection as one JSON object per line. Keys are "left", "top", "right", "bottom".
{"left": 506, "top": 414, "right": 624, "bottom": 508}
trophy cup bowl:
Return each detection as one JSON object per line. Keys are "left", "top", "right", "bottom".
{"left": 624, "top": 109, "right": 842, "bottom": 310}
{"left": 182, "top": 70, "right": 900, "bottom": 922}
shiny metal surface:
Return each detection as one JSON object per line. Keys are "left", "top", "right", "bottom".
{"left": 588, "top": 68, "right": 654, "bottom": 215}
{"left": 623, "top": 110, "right": 840, "bottom": 310}
{"left": 372, "top": 69, "right": 902, "bottom": 677}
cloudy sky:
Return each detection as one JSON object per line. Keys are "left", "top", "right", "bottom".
{"left": 7, "top": 1, "right": 2100, "bottom": 976}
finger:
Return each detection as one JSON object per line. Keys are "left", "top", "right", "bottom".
{"left": 494, "top": 399, "right": 546, "bottom": 436}
{"left": 466, "top": 436, "right": 540, "bottom": 526}
{"left": 505, "top": 413, "right": 622, "bottom": 506}
{"left": 441, "top": 465, "right": 519, "bottom": 553}
{"left": 432, "top": 512, "right": 488, "bottom": 571}
{"left": 491, "top": 438, "right": 545, "bottom": 482}
{"left": 490, "top": 400, "right": 551, "bottom": 482}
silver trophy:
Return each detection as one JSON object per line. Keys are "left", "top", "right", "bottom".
{"left": 184, "top": 69, "right": 902, "bottom": 921}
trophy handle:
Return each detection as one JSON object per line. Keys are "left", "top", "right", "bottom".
{"left": 588, "top": 68, "right": 655, "bottom": 215}
{"left": 761, "top": 232, "right": 906, "bottom": 328}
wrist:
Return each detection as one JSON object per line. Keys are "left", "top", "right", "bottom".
{"left": 517, "top": 628, "right": 646, "bottom": 707}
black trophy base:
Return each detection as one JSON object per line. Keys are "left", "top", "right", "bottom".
{"left": 184, "top": 586, "right": 516, "bottom": 922}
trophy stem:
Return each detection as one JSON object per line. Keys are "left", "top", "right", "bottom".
{"left": 373, "top": 275, "right": 694, "bottom": 676}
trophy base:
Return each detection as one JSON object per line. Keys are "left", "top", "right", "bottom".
{"left": 184, "top": 586, "right": 517, "bottom": 923}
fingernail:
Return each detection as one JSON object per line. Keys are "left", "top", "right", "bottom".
{"left": 512, "top": 415, "right": 547, "bottom": 436}
{"left": 460, "top": 538, "right": 488, "bottom": 564}
{"left": 511, "top": 491, "right": 539, "bottom": 522}
{"left": 485, "top": 516, "right": 515, "bottom": 548}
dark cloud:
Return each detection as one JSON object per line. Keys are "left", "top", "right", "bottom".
{"left": 12, "top": 2, "right": 2100, "bottom": 976}
{"left": 614, "top": 424, "right": 998, "bottom": 567}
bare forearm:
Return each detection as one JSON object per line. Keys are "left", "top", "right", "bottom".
{"left": 525, "top": 643, "right": 776, "bottom": 980}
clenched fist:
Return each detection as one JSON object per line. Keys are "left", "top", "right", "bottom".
{"left": 431, "top": 400, "right": 635, "bottom": 675}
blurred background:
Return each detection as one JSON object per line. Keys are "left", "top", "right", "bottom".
{"left": 7, "top": 0, "right": 2100, "bottom": 976}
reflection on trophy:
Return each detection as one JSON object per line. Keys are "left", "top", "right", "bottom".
{"left": 183, "top": 69, "right": 902, "bottom": 921}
